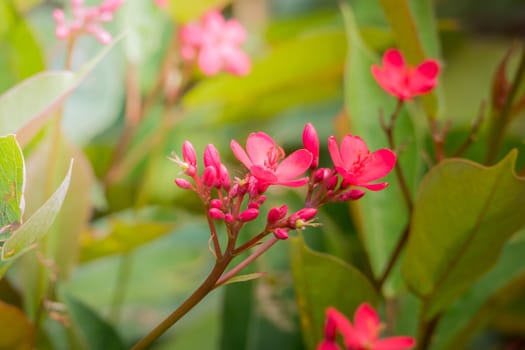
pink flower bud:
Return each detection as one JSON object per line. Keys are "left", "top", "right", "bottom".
{"left": 314, "top": 168, "right": 331, "bottom": 183}
{"left": 202, "top": 166, "right": 217, "bottom": 188}
{"left": 273, "top": 228, "right": 289, "bottom": 240}
{"left": 337, "top": 189, "right": 366, "bottom": 202}
{"left": 174, "top": 178, "right": 192, "bottom": 189}
{"left": 204, "top": 144, "right": 221, "bottom": 170}
{"left": 295, "top": 208, "right": 318, "bottom": 221}
{"left": 220, "top": 164, "right": 231, "bottom": 190}
{"left": 267, "top": 205, "right": 288, "bottom": 225}
{"left": 326, "top": 175, "right": 339, "bottom": 190}
{"left": 209, "top": 208, "right": 225, "bottom": 220}
{"left": 210, "top": 199, "right": 222, "bottom": 208}
{"left": 225, "top": 213, "right": 235, "bottom": 223}
{"left": 257, "top": 195, "right": 267, "bottom": 204}
{"left": 182, "top": 141, "right": 197, "bottom": 166}
{"left": 238, "top": 208, "right": 259, "bottom": 222}
{"left": 302, "top": 123, "right": 319, "bottom": 169}
{"left": 248, "top": 202, "right": 260, "bottom": 209}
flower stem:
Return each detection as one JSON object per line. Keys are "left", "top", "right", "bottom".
{"left": 376, "top": 225, "right": 409, "bottom": 289}
{"left": 131, "top": 253, "right": 233, "bottom": 350}
{"left": 417, "top": 313, "right": 441, "bottom": 350}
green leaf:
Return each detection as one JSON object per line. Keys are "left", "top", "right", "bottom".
{"left": 218, "top": 272, "right": 266, "bottom": 287}
{"left": 0, "top": 134, "right": 24, "bottom": 230}
{"left": 378, "top": 0, "right": 443, "bottom": 116}
{"left": 167, "top": 0, "right": 231, "bottom": 22}
{"left": 0, "top": 1, "right": 45, "bottom": 93}
{"left": 402, "top": 150, "right": 525, "bottom": 319}
{"left": 0, "top": 300, "right": 34, "bottom": 349}
{"left": 2, "top": 160, "right": 73, "bottom": 261}
{"left": 341, "top": 3, "right": 423, "bottom": 291}
{"left": 62, "top": 292, "right": 125, "bottom": 350}
{"left": 289, "top": 235, "right": 379, "bottom": 350}
{"left": 0, "top": 37, "right": 122, "bottom": 146}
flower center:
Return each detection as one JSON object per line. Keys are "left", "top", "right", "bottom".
{"left": 264, "top": 146, "right": 285, "bottom": 171}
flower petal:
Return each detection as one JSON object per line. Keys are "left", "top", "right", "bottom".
{"left": 231, "top": 139, "right": 253, "bottom": 169}
{"left": 223, "top": 19, "right": 247, "bottom": 44}
{"left": 357, "top": 149, "right": 396, "bottom": 183}
{"left": 317, "top": 340, "right": 342, "bottom": 350}
{"left": 250, "top": 165, "right": 278, "bottom": 183}
{"left": 246, "top": 132, "right": 275, "bottom": 165}
{"left": 222, "top": 47, "right": 251, "bottom": 76}
{"left": 340, "top": 135, "right": 369, "bottom": 168}
{"left": 373, "top": 337, "right": 416, "bottom": 350}
{"left": 275, "top": 177, "right": 309, "bottom": 187}
{"left": 328, "top": 136, "right": 344, "bottom": 169}
{"left": 198, "top": 45, "right": 223, "bottom": 76}
{"left": 416, "top": 59, "right": 440, "bottom": 79}
{"left": 383, "top": 49, "right": 405, "bottom": 69}
{"left": 357, "top": 182, "right": 388, "bottom": 191}
{"left": 275, "top": 149, "right": 312, "bottom": 180}
{"left": 353, "top": 303, "right": 381, "bottom": 342}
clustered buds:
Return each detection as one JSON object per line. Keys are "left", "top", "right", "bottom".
{"left": 52, "top": 0, "right": 124, "bottom": 44}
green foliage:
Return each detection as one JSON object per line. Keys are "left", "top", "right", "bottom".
{"left": 0, "top": 135, "right": 24, "bottom": 230}
{"left": 403, "top": 150, "right": 525, "bottom": 319}
{"left": 289, "top": 235, "right": 379, "bottom": 350}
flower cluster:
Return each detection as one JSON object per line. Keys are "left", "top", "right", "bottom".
{"left": 53, "top": 0, "right": 124, "bottom": 44}
{"left": 318, "top": 304, "right": 415, "bottom": 350}
{"left": 172, "top": 124, "right": 395, "bottom": 241}
{"left": 178, "top": 10, "right": 251, "bottom": 76}
{"left": 371, "top": 49, "right": 440, "bottom": 101}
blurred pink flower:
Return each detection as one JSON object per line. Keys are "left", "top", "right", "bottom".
{"left": 371, "top": 49, "right": 440, "bottom": 101}
{"left": 179, "top": 10, "right": 251, "bottom": 76}
{"left": 154, "top": 0, "right": 168, "bottom": 8}
{"left": 328, "top": 135, "right": 395, "bottom": 191}
{"left": 52, "top": 0, "right": 124, "bottom": 44}
{"left": 318, "top": 304, "right": 416, "bottom": 350}
{"left": 231, "top": 132, "right": 312, "bottom": 188}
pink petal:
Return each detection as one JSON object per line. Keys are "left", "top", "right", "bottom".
{"left": 373, "top": 337, "right": 416, "bottom": 350}
{"left": 317, "top": 340, "right": 342, "bottom": 350}
{"left": 340, "top": 135, "right": 369, "bottom": 168}
{"left": 202, "top": 10, "right": 225, "bottom": 33}
{"left": 353, "top": 303, "right": 381, "bottom": 342}
{"left": 357, "top": 182, "right": 388, "bottom": 191}
{"left": 223, "top": 19, "right": 247, "bottom": 44}
{"left": 250, "top": 165, "right": 278, "bottom": 183}
{"left": 222, "top": 48, "right": 251, "bottom": 76}
{"left": 383, "top": 49, "right": 405, "bottom": 70}
{"left": 357, "top": 149, "right": 396, "bottom": 183}
{"left": 198, "top": 45, "right": 223, "bottom": 76}
{"left": 231, "top": 140, "right": 253, "bottom": 169}
{"left": 275, "top": 149, "right": 312, "bottom": 180}
{"left": 275, "top": 177, "right": 309, "bottom": 187}
{"left": 328, "top": 136, "right": 344, "bottom": 169}
{"left": 417, "top": 59, "right": 440, "bottom": 79}
{"left": 326, "top": 308, "right": 354, "bottom": 339}
{"left": 246, "top": 132, "right": 275, "bottom": 165}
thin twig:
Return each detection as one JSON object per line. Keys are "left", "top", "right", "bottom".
{"left": 453, "top": 101, "right": 486, "bottom": 157}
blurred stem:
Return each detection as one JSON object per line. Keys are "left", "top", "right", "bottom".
{"left": 486, "top": 45, "right": 525, "bottom": 164}
{"left": 453, "top": 101, "right": 486, "bottom": 157}
{"left": 417, "top": 313, "right": 441, "bottom": 350}
{"left": 109, "top": 253, "right": 133, "bottom": 324}
{"left": 376, "top": 225, "right": 409, "bottom": 290}
{"left": 380, "top": 99, "right": 413, "bottom": 211}
{"left": 206, "top": 214, "right": 223, "bottom": 259}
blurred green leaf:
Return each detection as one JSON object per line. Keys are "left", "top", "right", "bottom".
{"left": 62, "top": 292, "right": 125, "bottom": 350}
{"left": 0, "top": 1, "right": 45, "bottom": 93}
{"left": 0, "top": 300, "right": 34, "bottom": 349}
{"left": 183, "top": 29, "right": 346, "bottom": 122}
{"left": 341, "top": 3, "right": 423, "bottom": 292}
{"left": 80, "top": 207, "right": 182, "bottom": 262}
{"left": 289, "top": 235, "right": 379, "bottom": 350}
{"left": 167, "top": 0, "right": 231, "bottom": 22}
{"left": 378, "top": 0, "right": 442, "bottom": 116}
{"left": 0, "top": 37, "right": 121, "bottom": 147}
{"left": 2, "top": 160, "right": 72, "bottom": 261}
{"left": 0, "top": 134, "right": 24, "bottom": 230}
{"left": 219, "top": 272, "right": 265, "bottom": 287}
{"left": 402, "top": 150, "right": 525, "bottom": 319}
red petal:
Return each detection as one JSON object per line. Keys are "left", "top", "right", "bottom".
{"left": 317, "top": 340, "right": 342, "bottom": 350}
{"left": 357, "top": 149, "right": 396, "bottom": 183}
{"left": 353, "top": 303, "right": 381, "bottom": 341}
{"left": 231, "top": 139, "right": 253, "bottom": 169}
{"left": 275, "top": 149, "right": 312, "bottom": 180}
{"left": 340, "top": 135, "right": 369, "bottom": 168}
{"left": 246, "top": 132, "right": 275, "bottom": 165}
{"left": 250, "top": 165, "right": 278, "bottom": 183}
{"left": 328, "top": 136, "right": 344, "bottom": 169}
{"left": 417, "top": 59, "right": 440, "bottom": 79}
{"left": 383, "top": 49, "right": 405, "bottom": 69}
{"left": 198, "top": 45, "right": 222, "bottom": 76}
{"left": 373, "top": 337, "right": 416, "bottom": 350}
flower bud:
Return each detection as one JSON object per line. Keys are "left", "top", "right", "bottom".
{"left": 182, "top": 141, "right": 197, "bottom": 166}
{"left": 238, "top": 208, "right": 259, "bottom": 222}
{"left": 302, "top": 123, "right": 319, "bottom": 169}
{"left": 336, "top": 189, "right": 366, "bottom": 202}
{"left": 210, "top": 199, "right": 222, "bottom": 208}
{"left": 174, "top": 178, "right": 192, "bottom": 189}
{"left": 209, "top": 208, "right": 225, "bottom": 220}
{"left": 220, "top": 164, "right": 231, "bottom": 190}
{"left": 202, "top": 166, "right": 217, "bottom": 188}
{"left": 326, "top": 175, "right": 339, "bottom": 190}
{"left": 295, "top": 208, "right": 318, "bottom": 221}
{"left": 225, "top": 213, "right": 235, "bottom": 224}
{"left": 267, "top": 205, "right": 288, "bottom": 225}
{"left": 314, "top": 168, "right": 331, "bottom": 183}
{"left": 273, "top": 228, "right": 289, "bottom": 240}
{"left": 204, "top": 144, "right": 221, "bottom": 170}
{"left": 248, "top": 202, "right": 260, "bottom": 209}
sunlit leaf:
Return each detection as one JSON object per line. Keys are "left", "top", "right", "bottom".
{"left": 167, "top": 0, "right": 231, "bottom": 22}
{"left": 289, "top": 235, "right": 379, "bottom": 350}
{"left": 0, "top": 134, "right": 24, "bottom": 230}
{"left": 402, "top": 150, "right": 525, "bottom": 319}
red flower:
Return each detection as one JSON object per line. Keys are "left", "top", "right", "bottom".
{"left": 328, "top": 135, "right": 395, "bottom": 191}
{"left": 371, "top": 49, "right": 440, "bottom": 101}
{"left": 318, "top": 304, "right": 415, "bottom": 350}
{"left": 231, "top": 132, "right": 312, "bottom": 187}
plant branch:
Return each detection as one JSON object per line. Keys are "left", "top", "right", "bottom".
{"left": 417, "top": 313, "right": 441, "bottom": 350}
{"left": 376, "top": 225, "right": 409, "bottom": 289}
{"left": 453, "top": 101, "right": 486, "bottom": 157}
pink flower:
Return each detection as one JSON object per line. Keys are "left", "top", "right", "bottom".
{"left": 53, "top": 0, "right": 124, "bottom": 44}
{"left": 154, "top": 0, "right": 168, "bottom": 8}
{"left": 231, "top": 132, "right": 313, "bottom": 188}
{"left": 318, "top": 304, "right": 416, "bottom": 350}
{"left": 303, "top": 123, "right": 319, "bottom": 169}
{"left": 179, "top": 10, "right": 251, "bottom": 76}
{"left": 371, "top": 49, "right": 440, "bottom": 101}
{"left": 328, "top": 135, "right": 395, "bottom": 191}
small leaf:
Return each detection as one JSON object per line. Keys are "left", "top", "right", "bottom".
{"left": 0, "top": 300, "right": 34, "bottom": 349}
{"left": 2, "top": 160, "right": 73, "bottom": 261}
{"left": 0, "top": 134, "right": 24, "bottom": 229}
{"left": 218, "top": 272, "right": 266, "bottom": 287}
{"left": 289, "top": 235, "right": 379, "bottom": 350}
{"left": 402, "top": 150, "right": 525, "bottom": 319}
{"left": 62, "top": 292, "right": 125, "bottom": 350}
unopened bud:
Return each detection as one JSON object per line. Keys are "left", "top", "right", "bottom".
{"left": 302, "top": 123, "right": 319, "bottom": 169}
{"left": 225, "top": 213, "right": 235, "bottom": 224}
{"left": 267, "top": 205, "right": 288, "bottom": 225}
{"left": 273, "top": 228, "right": 289, "bottom": 240}
{"left": 210, "top": 199, "right": 222, "bottom": 208}
{"left": 336, "top": 189, "right": 366, "bottom": 202}
{"left": 174, "top": 178, "right": 192, "bottom": 189}
{"left": 314, "top": 168, "right": 331, "bottom": 183}
{"left": 248, "top": 202, "right": 260, "bottom": 209}
{"left": 202, "top": 166, "right": 217, "bottom": 188}
{"left": 204, "top": 144, "right": 221, "bottom": 169}
{"left": 220, "top": 164, "right": 231, "bottom": 190}
{"left": 238, "top": 208, "right": 259, "bottom": 222}
{"left": 209, "top": 208, "right": 225, "bottom": 220}
{"left": 182, "top": 141, "right": 197, "bottom": 166}
{"left": 326, "top": 175, "right": 339, "bottom": 190}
